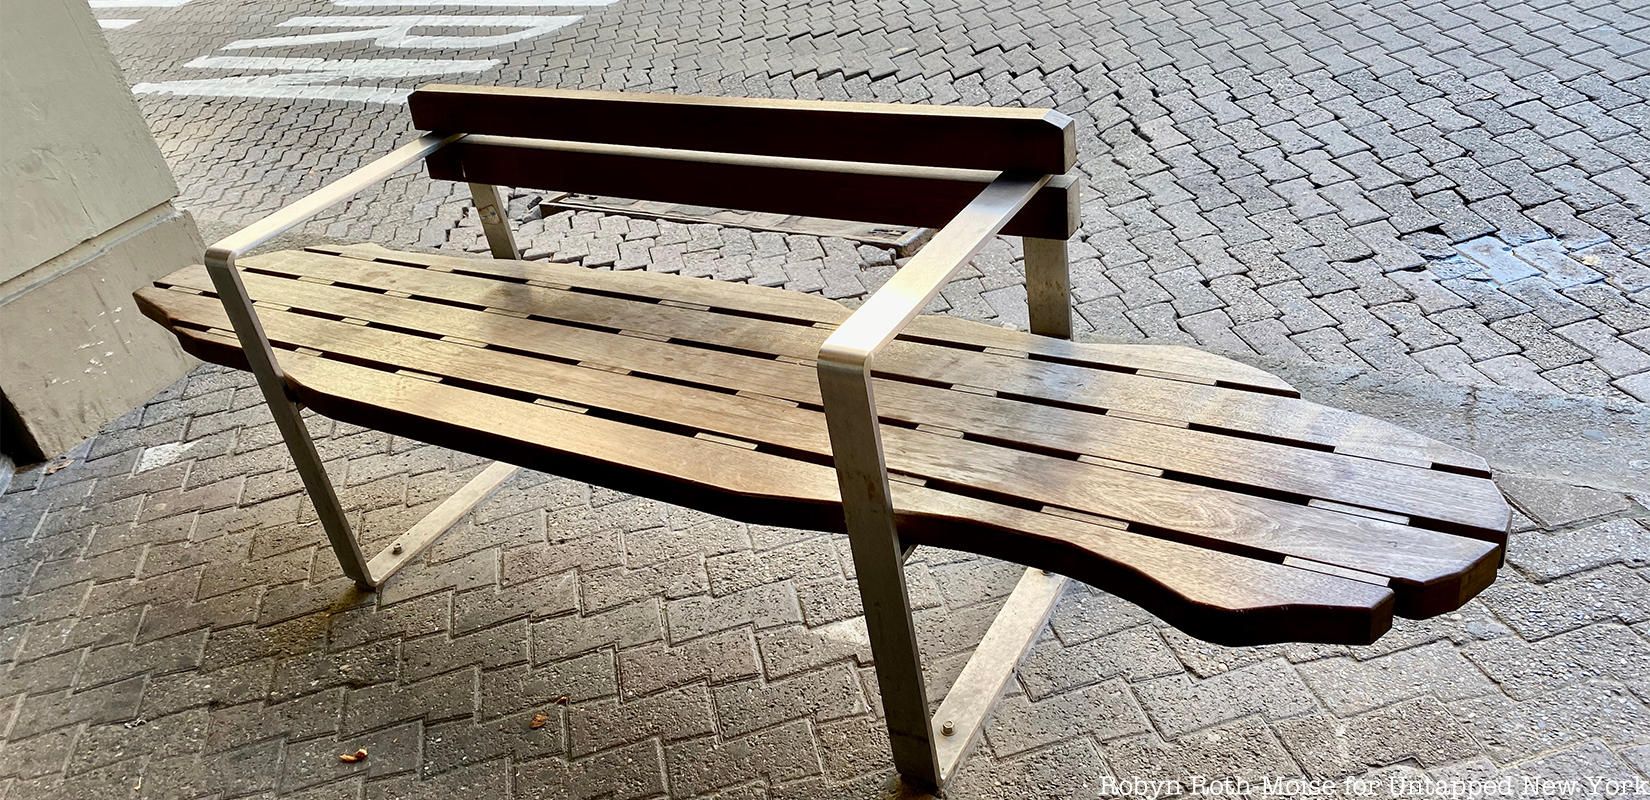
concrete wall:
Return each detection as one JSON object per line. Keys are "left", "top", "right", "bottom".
{"left": 1, "top": 0, "right": 201, "bottom": 462}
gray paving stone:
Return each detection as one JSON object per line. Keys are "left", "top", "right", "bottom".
{"left": 1498, "top": 475, "right": 1636, "bottom": 528}
{"left": 569, "top": 685, "right": 715, "bottom": 756}
{"left": 1505, "top": 518, "right": 1650, "bottom": 582}
{"left": 987, "top": 678, "right": 1150, "bottom": 757}
{"left": 5, "top": 0, "right": 1649, "bottom": 795}
{"left": 1105, "top": 717, "right": 1301, "bottom": 784}
{"left": 1449, "top": 681, "right": 1650, "bottom": 763}
{"left": 282, "top": 721, "right": 423, "bottom": 790}
{"left": 1297, "top": 642, "right": 1498, "bottom": 715}
{"left": 712, "top": 662, "right": 867, "bottom": 738}
{"left": 1133, "top": 659, "right": 1319, "bottom": 739}
{"left": 1274, "top": 696, "right": 1481, "bottom": 780}
{"left": 948, "top": 736, "right": 1109, "bottom": 800}
{"left": 1019, "top": 624, "right": 1182, "bottom": 699}
{"left": 1463, "top": 622, "right": 1650, "bottom": 700}
{"left": 532, "top": 599, "right": 663, "bottom": 661}
{"left": 1478, "top": 565, "right": 1650, "bottom": 640}
{"left": 664, "top": 720, "right": 822, "bottom": 796}
{"left": 616, "top": 627, "right": 760, "bottom": 700}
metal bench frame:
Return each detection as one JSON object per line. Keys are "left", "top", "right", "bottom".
{"left": 206, "top": 129, "right": 1075, "bottom": 791}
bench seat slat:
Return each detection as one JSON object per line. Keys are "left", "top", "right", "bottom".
{"left": 237, "top": 345, "right": 1403, "bottom": 645}
{"left": 143, "top": 275, "right": 1505, "bottom": 541}
{"left": 319, "top": 242, "right": 1296, "bottom": 395}
{"left": 137, "top": 248, "right": 1512, "bottom": 627}
{"left": 144, "top": 290, "right": 1501, "bottom": 618}
{"left": 229, "top": 249, "right": 1489, "bottom": 474}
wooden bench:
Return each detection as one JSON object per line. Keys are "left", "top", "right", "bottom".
{"left": 135, "top": 85, "right": 1510, "bottom": 791}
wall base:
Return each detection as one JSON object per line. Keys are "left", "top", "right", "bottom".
{"left": 0, "top": 203, "right": 201, "bottom": 463}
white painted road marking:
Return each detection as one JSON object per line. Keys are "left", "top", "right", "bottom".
{"left": 128, "top": 4, "right": 616, "bottom": 103}
{"left": 222, "top": 15, "right": 581, "bottom": 50}
{"left": 132, "top": 56, "right": 501, "bottom": 103}
{"left": 99, "top": 18, "right": 140, "bottom": 28}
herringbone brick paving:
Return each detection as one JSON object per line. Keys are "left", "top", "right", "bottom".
{"left": 105, "top": 0, "right": 1650, "bottom": 400}
{"left": 2, "top": 363, "right": 1647, "bottom": 798}
{"left": 3, "top": 0, "right": 1648, "bottom": 796}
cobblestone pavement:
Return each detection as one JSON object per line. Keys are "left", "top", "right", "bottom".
{"left": 4, "top": 0, "right": 1649, "bottom": 797}
{"left": 1, "top": 362, "right": 1648, "bottom": 798}
{"left": 101, "top": 0, "right": 1650, "bottom": 400}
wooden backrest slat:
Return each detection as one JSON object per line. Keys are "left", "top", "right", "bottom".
{"left": 408, "top": 84, "right": 1075, "bottom": 174}
{"left": 426, "top": 136, "right": 1079, "bottom": 239}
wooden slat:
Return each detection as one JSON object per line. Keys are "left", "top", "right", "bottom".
{"left": 137, "top": 285, "right": 1504, "bottom": 616}
{"left": 319, "top": 243, "right": 1292, "bottom": 394}
{"left": 424, "top": 136, "right": 1080, "bottom": 240}
{"left": 408, "top": 84, "right": 1076, "bottom": 174}
{"left": 140, "top": 268, "right": 1506, "bottom": 535}
{"left": 898, "top": 313, "right": 1297, "bottom": 396}
{"left": 237, "top": 250, "right": 1488, "bottom": 473}
{"left": 239, "top": 347, "right": 1401, "bottom": 645}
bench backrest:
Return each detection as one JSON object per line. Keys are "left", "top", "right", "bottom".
{"left": 407, "top": 85, "right": 1079, "bottom": 239}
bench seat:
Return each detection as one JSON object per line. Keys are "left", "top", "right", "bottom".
{"left": 136, "top": 243, "right": 1509, "bottom": 647}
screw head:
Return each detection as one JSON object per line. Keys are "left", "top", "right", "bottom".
{"left": 391, "top": 543, "right": 404, "bottom": 554}
{"left": 941, "top": 720, "right": 955, "bottom": 736}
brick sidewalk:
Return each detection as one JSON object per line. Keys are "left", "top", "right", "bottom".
{"left": 1, "top": 362, "right": 1647, "bottom": 797}
{"left": 2, "top": 0, "right": 1648, "bottom": 796}
{"left": 104, "top": 0, "right": 1650, "bottom": 399}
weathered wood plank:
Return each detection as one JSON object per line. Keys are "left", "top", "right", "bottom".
{"left": 408, "top": 84, "right": 1076, "bottom": 174}
{"left": 271, "top": 349, "right": 1401, "bottom": 645}
{"left": 233, "top": 251, "right": 1487, "bottom": 473}
{"left": 318, "top": 243, "right": 1295, "bottom": 395}
{"left": 424, "top": 135, "right": 1080, "bottom": 240}
{"left": 539, "top": 194, "right": 935, "bottom": 256}
{"left": 138, "top": 284, "right": 1504, "bottom": 615}
{"left": 139, "top": 270, "right": 1504, "bottom": 534}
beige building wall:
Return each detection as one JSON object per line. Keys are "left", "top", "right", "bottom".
{"left": 2, "top": 0, "right": 201, "bottom": 462}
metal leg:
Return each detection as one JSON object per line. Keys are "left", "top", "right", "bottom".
{"left": 469, "top": 182, "right": 520, "bottom": 259}
{"left": 931, "top": 568, "right": 1067, "bottom": 783}
{"left": 209, "top": 250, "right": 520, "bottom": 590}
{"left": 366, "top": 461, "right": 517, "bottom": 584}
{"left": 1024, "top": 237, "right": 1072, "bottom": 340}
{"left": 812, "top": 176, "right": 1057, "bottom": 792}
{"left": 206, "top": 253, "right": 374, "bottom": 587}
{"left": 194, "top": 134, "right": 510, "bottom": 590}
{"left": 818, "top": 363, "right": 943, "bottom": 791}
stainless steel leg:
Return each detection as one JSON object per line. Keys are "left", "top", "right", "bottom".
{"left": 195, "top": 134, "right": 499, "bottom": 591}
{"left": 204, "top": 253, "right": 373, "bottom": 587}
{"left": 469, "top": 182, "right": 520, "bottom": 260}
{"left": 818, "top": 362, "right": 942, "bottom": 791}
{"left": 1025, "top": 237, "right": 1072, "bottom": 340}
{"left": 931, "top": 568, "right": 1068, "bottom": 784}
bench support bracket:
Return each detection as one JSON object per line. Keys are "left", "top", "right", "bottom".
{"left": 931, "top": 567, "right": 1068, "bottom": 784}
{"left": 1025, "top": 237, "right": 1072, "bottom": 339}
{"left": 469, "top": 182, "right": 520, "bottom": 259}
{"left": 817, "top": 175, "right": 1074, "bottom": 792}
{"left": 200, "top": 133, "right": 525, "bottom": 590}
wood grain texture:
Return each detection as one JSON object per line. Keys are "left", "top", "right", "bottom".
{"left": 424, "top": 136, "right": 1080, "bottom": 239}
{"left": 319, "top": 243, "right": 1292, "bottom": 394}
{"left": 138, "top": 277, "right": 1500, "bottom": 532}
{"left": 408, "top": 84, "right": 1076, "bottom": 174}
{"left": 135, "top": 247, "right": 1514, "bottom": 644}
{"left": 234, "top": 248, "right": 1490, "bottom": 473}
